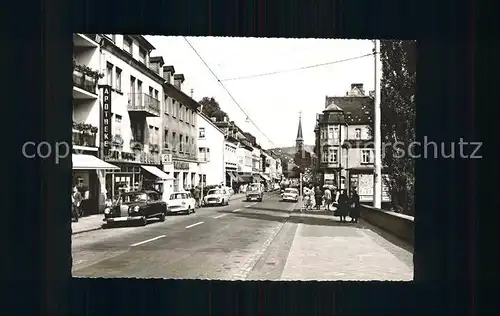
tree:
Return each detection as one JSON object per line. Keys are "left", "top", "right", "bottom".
{"left": 199, "top": 97, "right": 227, "bottom": 121}
{"left": 379, "top": 40, "right": 416, "bottom": 215}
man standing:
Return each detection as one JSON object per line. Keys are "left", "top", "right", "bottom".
{"left": 193, "top": 185, "right": 201, "bottom": 208}
{"left": 71, "top": 185, "right": 82, "bottom": 222}
{"left": 323, "top": 186, "right": 332, "bottom": 211}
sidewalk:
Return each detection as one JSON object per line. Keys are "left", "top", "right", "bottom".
{"left": 72, "top": 214, "right": 105, "bottom": 235}
{"left": 279, "top": 210, "right": 413, "bottom": 281}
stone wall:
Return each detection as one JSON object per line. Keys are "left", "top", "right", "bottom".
{"left": 360, "top": 205, "right": 414, "bottom": 246}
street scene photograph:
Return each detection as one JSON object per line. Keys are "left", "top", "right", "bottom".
{"left": 71, "top": 34, "right": 415, "bottom": 281}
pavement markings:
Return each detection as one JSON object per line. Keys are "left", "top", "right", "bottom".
{"left": 214, "top": 214, "right": 227, "bottom": 219}
{"left": 130, "top": 235, "right": 166, "bottom": 247}
{"left": 233, "top": 208, "right": 241, "bottom": 212}
{"left": 185, "top": 221, "right": 204, "bottom": 229}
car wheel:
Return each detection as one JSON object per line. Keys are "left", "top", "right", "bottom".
{"left": 140, "top": 217, "right": 147, "bottom": 226}
{"left": 159, "top": 213, "right": 165, "bottom": 222}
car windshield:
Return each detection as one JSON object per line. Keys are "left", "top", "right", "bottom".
{"left": 208, "top": 190, "right": 222, "bottom": 195}
{"left": 121, "top": 193, "right": 147, "bottom": 203}
{"left": 285, "top": 189, "right": 298, "bottom": 194}
{"left": 248, "top": 186, "right": 259, "bottom": 191}
{"left": 169, "top": 193, "right": 185, "bottom": 200}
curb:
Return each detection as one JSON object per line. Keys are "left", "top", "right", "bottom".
{"left": 72, "top": 226, "right": 103, "bottom": 235}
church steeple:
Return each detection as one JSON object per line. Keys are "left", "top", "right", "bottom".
{"left": 296, "top": 111, "right": 304, "bottom": 152}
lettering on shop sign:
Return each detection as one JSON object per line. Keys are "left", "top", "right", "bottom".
{"left": 173, "top": 161, "right": 189, "bottom": 170}
{"left": 102, "top": 85, "right": 112, "bottom": 149}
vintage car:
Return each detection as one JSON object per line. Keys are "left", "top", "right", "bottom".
{"left": 203, "top": 188, "right": 231, "bottom": 206}
{"left": 281, "top": 188, "right": 299, "bottom": 202}
{"left": 167, "top": 191, "right": 196, "bottom": 214}
{"left": 246, "top": 184, "right": 263, "bottom": 202}
{"left": 104, "top": 190, "right": 167, "bottom": 226}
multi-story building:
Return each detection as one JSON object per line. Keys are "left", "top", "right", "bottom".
{"left": 235, "top": 126, "right": 254, "bottom": 174}
{"left": 161, "top": 66, "right": 200, "bottom": 191}
{"left": 72, "top": 34, "right": 120, "bottom": 215}
{"left": 260, "top": 150, "right": 273, "bottom": 184}
{"left": 314, "top": 83, "right": 391, "bottom": 202}
{"left": 90, "top": 34, "right": 171, "bottom": 201}
{"left": 197, "top": 114, "right": 225, "bottom": 186}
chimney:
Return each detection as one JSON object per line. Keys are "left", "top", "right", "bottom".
{"left": 190, "top": 89, "right": 194, "bottom": 98}
{"left": 162, "top": 65, "right": 175, "bottom": 84}
{"left": 173, "top": 74, "right": 185, "bottom": 90}
{"left": 210, "top": 117, "right": 217, "bottom": 122}
{"left": 350, "top": 83, "right": 365, "bottom": 95}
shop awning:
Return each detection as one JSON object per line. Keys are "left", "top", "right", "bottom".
{"left": 261, "top": 174, "right": 271, "bottom": 181}
{"left": 226, "top": 171, "right": 238, "bottom": 182}
{"left": 253, "top": 175, "right": 262, "bottom": 182}
{"left": 72, "top": 154, "right": 120, "bottom": 170}
{"left": 141, "top": 165, "right": 171, "bottom": 180}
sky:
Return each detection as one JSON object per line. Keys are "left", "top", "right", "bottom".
{"left": 145, "top": 36, "right": 375, "bottom": 149}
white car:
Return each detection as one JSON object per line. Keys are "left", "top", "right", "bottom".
{"left": 166, "top": 191, "right": 196, "bottom": 215}
{"left": 281, "top": 188, "right": 299, "bottom": 202}
{"left": 204, "top": 188, "right": 231, "bottom": 206}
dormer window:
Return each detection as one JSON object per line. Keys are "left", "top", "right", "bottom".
{"left": 139, "top": 48, "right": 147, "bottom": 64}
{"left": 123, "top": 36, "right": 132, "bottom": 54}
{"left": 355, "top": 128, "right": 361, "bottom": 139}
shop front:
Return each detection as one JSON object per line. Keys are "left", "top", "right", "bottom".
{"left": 349, "top": 169, "right": 391, "bottom": 203}
{"left": 323, "top": 172, "right": 337, "bottom": 187}
{"left": 225, "top": 166, "right": 238, "bottom": 189}
{"left": 72, "top": 153, "right": 119, "bottom": 215}
{"left": 164, "top": 159, "right": 198, "bottom": 192}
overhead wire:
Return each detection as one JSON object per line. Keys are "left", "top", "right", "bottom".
{"left": 220, "top": 53, "right": 374, "bottom": 82}
{"left": 183, "top": 36, "right": 278, "bottom": 148}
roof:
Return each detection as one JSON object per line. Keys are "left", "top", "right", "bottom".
{"left": 296, "top": 115, "right": 303, "bottom": 140}
{"left": 163, "top": 65, "right": 175, "bottom": 73}
{"left": 132, "top": 35, "right": 156, "bottom": 51}
{"left": 197, "top": 112, "right": 225, "bottom": 134}
{"left": 149, "top": 56, "right": 165, "bottom": 65}
{"left": 324, "top": 98, "right": 344, "bottom": 112}
{"left": 325, "top": 96, "right": 374, "bottom": 125}
{"left": 163, "top": 82, "right": 199, "bottom": 111}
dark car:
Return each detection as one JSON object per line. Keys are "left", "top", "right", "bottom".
{"left": 104, "top": 190, "right": 167, "bottom": 226}
{"left": 246, "top": 184, "right": 263, "bottom": 202}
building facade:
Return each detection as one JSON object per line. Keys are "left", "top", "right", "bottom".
{"left": 197, "top": 114, "right": 225, "bottom": 186}
{"left": 314, "top": 83, "right": 391, "bottom": 202}
{"left": 161, "top": 66, "right": 200, "bottom": 191}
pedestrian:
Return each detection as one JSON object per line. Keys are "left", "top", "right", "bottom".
{"left": 337, "top": 189, "right": 349, "bottom": 222}
{"left": 349, "top": 190, "right": 361, "bottom": 223}
{"left": 314, "top": 186, "right": 323, "bottom": 210}
{"left": 323, "top": 185, "right": 332, "bottom": 211}
{"left": 71, "top": 185, "right": 82, "bottom": 222}
{"left": 193, "top": 185, "right": 201, "bottom": 208}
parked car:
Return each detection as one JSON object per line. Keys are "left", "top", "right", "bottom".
{"left": 167, "top": 191, "right": 196, "bottom": 215}
{"left": 281, "top": 188, "right": 299, "bottom": 202}
{"left": 246, "top": 184, "right": 263, "bottom": 202}
{"left": 204, "top": 188, "right": 231, "bottom": 206}
{"left": 104, "top": 190, "right": 167, "bottom": 226}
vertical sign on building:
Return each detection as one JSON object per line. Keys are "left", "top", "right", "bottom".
{"left": 102, "top": 85, "right": 112, "bottom": 158}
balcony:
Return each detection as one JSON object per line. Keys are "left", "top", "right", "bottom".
{"left": 72, "top": 122, "right": 98, "bottom": 148}
{"left": 73, "top": 69, "right": 98, "bottom": 99}
{"left": 198, "top": 155, "right": 210, "bottom": 163}
{"left": 73, "top": 33, "right": 99, "bottom": 48}
{"left": 106, "top": 150, "right": 160, "bottom": 165}
{"left": 128, "top": 93, "right": 160, "bottom": 117}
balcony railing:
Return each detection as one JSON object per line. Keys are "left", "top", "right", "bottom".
{"left": 127, "top": 93, "right": 160, "bottom": 117}
{"left": 198, "top": 155, "right": 210, "bottom": 162}
{"left": 73, "top": 70, "right": 97, "bottom": 95}
{"left": 72, "top": 130, "right": 97, "bottom": 147}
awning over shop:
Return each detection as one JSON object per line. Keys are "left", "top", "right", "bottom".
{"left": 141, "top": 165, "right": 171, "bottom": 180}
{"left": 226, "top": 171, "right": 238, "bottom": 182}
{"left": 261, "top": 174, "right": 271, "bottom": 181}
{"left": 72, "top": 154, "right": 120, "bottom": 170}
{"left": 252, "top": 175, "right": 263, "bottom": 182}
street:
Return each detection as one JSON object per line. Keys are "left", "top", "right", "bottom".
{"left": 72, "top": 192, "right": 413, "bottom": 281}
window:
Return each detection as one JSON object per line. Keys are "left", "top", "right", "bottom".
{"left": 172, "top": 132, "right": 177, "bottom": 151}
{"left": 184, "top": 108, "right": 188, "bottom": 123}
{"left": 199, "top": 147, "right": 210, "bottom": 161}
{"left": 137, "top": 80, "right": 142, "bottom": 93}
{"left": 154, "top": 89, "right": 159, "bottom": 100}
{"left": 114, "top": 114, "right": 122, "bottom": 136}
{"left": 164, "top": 95, "right": 169, "bottom": 114}
{"left": 115, "top": 68, "right": 122, "bottom": 91}
{"left": 106, "top": 62, "right": 113, "bottom": 86}
{"left": 328, "top": 148, "right": 338, "bottom": 163}
{"left": 185, "top": 136, "right": 189, "bottom": 153}
{"left": 123, "top": 36, "right": 132, "bottom": 54}
{"left": 164, "top": 129, "right": 169, "bottom": 149}
{"left": 362, "top": 149, "right": 371, "bottom": 163}
{"left": 148, "top": 125, "right": 155, "bottom": 144}
{"left": 172, "top": 101, "right": 177, "bottom": 118}
{"left": 179, "top": 134, "right": 183, "bottom": 152}
{"left": 199, "top": 127, "right": 205, "bottom": 139}
{"left": 149, "top": 86, "right": 153, "bottom": 96}
{"left": 154, "top": 127, "right": 159, "bottom": 144}
{"left": 328, "top": 126, "right": 334, "bottom": 139}
{"left": 139, "top": 48, "right": 147, "bottom": 64}
{"left": 333, "top": 127, "right": 339, "bottom": 141}
{"left": 355, "top": 128, "right": 362, "bottom": 139}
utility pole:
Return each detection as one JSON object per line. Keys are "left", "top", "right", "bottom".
{"left": 373, "top": 39, "right": 382, "bottom": 208}
{"left": 299, "top": 172, "right": 303, "bottom": 211}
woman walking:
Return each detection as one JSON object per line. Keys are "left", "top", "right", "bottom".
{"left": 314, "top": 186, "right": 323, "bottom": 210}
{"left": 337, "top": 189, "right": 349, "bottom": 222}
{"left": 349, "top": 190, "right": 361, "bottom": 223}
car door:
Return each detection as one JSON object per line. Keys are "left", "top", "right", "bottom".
{"left": 147, "top": 193, "right": 159, "bottom": 216}
{"left": 187, "top": 192, "right": 195, "bottom": 208}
